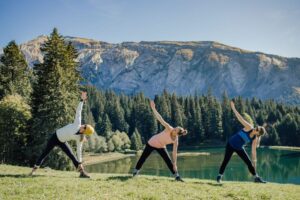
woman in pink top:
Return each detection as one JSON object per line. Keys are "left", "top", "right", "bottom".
{"left": 133, "top": 100, "right": 187, "bottom": 181}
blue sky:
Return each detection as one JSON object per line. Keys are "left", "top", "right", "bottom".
{"left": 0, "top": 0, "right": 299, "bottom": 57}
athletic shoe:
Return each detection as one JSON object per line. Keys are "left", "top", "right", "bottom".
{"left": 132, "top": 169, "right": 139, "bottom": 177}
{"left": 29, "top": 170, "right": 35, "bottom": 176}
{"left": 254, "top": 176, "right": 267, "bottom": 183}
{"left": 175, "top": 176, "right": 184, "bottom": 182}
{"left": 216, "top": 175, "right": 222, "bottom": 183}
{"left": 29, "top": 165, "right": 39, "bottom": 176}
{"left": 79, "top": 171, "right": 90, "bottom": 178}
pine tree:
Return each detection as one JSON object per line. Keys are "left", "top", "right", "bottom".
{"left": 155, "top": 95, "right": 171, "bottom": 131}
{"left": 192, "top": 99, "right": 204, "bottom": 144}
{"left": 212, "top": 100, "right": 223, "bottom": 139}
{"left": 133, "top": 101, "right": 157, "bottom": 141}
{"left": 0, "top": 41, "right": 32, "bottom": 100}
{"left": 131, "top": 128, "right": 143, "bottom": 150}
{"left": 263, "top": 125, "right": 280, "bottom": 145}
{"left": 170, "top": 94, "right": 183, "bottom": 127}
{"left": 105, "top": 94, "right": 129, "bottom": 133}
{"left": 100, "top": 114, "right": 113, "bottom": 138}
{"left": 0, "top": 95, "right": 31, "bottom": 164}
{"left": 277, "top": 114, "right": 298, "bottom": 146}
{"left": 29, "top": 28, "right": 81, "bottom": 170}
{"left": 221, "top": 91, "right": 233, "bottom": 140}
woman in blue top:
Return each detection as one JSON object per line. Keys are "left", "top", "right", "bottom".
{"left": 217, "top": 101, "right": 267, "bottom": 183}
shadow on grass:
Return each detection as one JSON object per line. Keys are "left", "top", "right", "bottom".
{"left": 191, "top": 181, "right": 223, "bottom": 187}
{"left": 206, "top": 182, "right": 223, "bottom": 187}
{"left": 105, "top": 175, "right": 133, "bottom": 182}
{"left": 103, "top": 175, "right": 224, "bottom": 186}
{"left": 0, "top": 174, "right": 44, "bottom": 178}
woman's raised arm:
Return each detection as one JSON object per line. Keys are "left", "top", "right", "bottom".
{"left": 231, "top": 101, "right": 253, "bottom": 130}
{"left": 150, "top": 101, "right": 172, "bottom": 130}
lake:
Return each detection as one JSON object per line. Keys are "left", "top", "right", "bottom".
{"left": 85, "top": 147, "right": 300, "bottom": 184}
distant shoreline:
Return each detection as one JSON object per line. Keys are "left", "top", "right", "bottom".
{"left": 83, "top": 152, "right": 135, "bottom": 166}
{"left": 262, "top": 146, "right": 300, "bottom": 151}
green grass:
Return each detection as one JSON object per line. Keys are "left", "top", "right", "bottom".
{"left": 0, "top": 164, "right": 299, "bottom": 200}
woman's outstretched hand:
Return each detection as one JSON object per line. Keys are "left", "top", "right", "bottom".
{"left": 81, "top": 91, "right": 87, "bottom": 101}
{"left": 230, "top": 101, "right": 235, "bottom": 109}
{"left": 150, "top": 100, "right": 156, "bottom": 109}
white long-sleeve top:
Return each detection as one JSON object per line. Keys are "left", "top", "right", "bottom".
{"left": 56, "top": 101, "right": 84, "bottom": 162}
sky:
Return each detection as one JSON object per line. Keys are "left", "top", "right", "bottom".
{"left": 0, "top": 0, "right": 299, "bottom": 57}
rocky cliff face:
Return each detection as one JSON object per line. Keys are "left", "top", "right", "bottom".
{"left": 18, "top": 36, "right": 300, "bottom": 104}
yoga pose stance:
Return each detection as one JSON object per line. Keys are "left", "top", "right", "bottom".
{"left": 133, "top": 100, "right": 188, "bottom": 181}
{"left": 30, "top": 91, "right": 94, "bottom": 178}
{"left": 217, "top": 101, "right": 266, "bottom": 183}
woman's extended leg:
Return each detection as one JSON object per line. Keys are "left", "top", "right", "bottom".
{"left": 34, "top": 133, "right": 59, "bottom": 167}
{"left": 235, "top": 148, "right": 256, "bottom": 176}
{"left": 58, "top": 141, "right": 80, "bottom": 168}
{"left": 156, "top": 148, "right": 175, "bottom": 174}
{"left": 134, "top": 143, "right": 155, "bottom": 171}
{"left": 156, "top": 148, "right": 184, "bottom": 181}
{"left": 235, "top": 148, "right": 266, "bottom": 183}
{"left": 29, "top": 133, "right": 59, "bottom": 176}
{"left": 58, "top": 141, "right": 90, "bottom": 178}
{"left": 218, "top": 143, "right": 235, "bottom": 175}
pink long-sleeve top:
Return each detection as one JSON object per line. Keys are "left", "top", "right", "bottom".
{"left": 148, "top": 129, "right": 178, "bottom": 148}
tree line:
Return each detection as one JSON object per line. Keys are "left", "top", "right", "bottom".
{"left": 0, "top": 28, "right": 299, "bottom": 170}
{"left": 83, "top": 86, "right": 300, "bottom": 152}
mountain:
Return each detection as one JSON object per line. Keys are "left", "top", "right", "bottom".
{"left": 17, "top": 36, "right": 300, "bottom": 104}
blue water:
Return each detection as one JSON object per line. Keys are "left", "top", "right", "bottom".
{"left": 85, "top": 148, "right": 300, "bottom": 184}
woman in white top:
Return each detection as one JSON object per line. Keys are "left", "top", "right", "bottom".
{"left": 30, "top": 92, "right": 94, "bottom": 178}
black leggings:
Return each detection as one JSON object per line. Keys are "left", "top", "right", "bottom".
{"left": 219, "top": 143, "right": 256, "bottom": 175}
{"left": 135, "top": 143, "right": 176, "bottom": 174}
{"left": 35, "top": 132, "right": 80, "bottom": 168}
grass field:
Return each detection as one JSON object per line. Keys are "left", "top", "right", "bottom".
{"left": 0, "top": 164, "right": 299, "bottom": 200}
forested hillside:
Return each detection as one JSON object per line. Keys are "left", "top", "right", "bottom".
{"left": 82, "top": 86, "right": 300, "bottom": 153}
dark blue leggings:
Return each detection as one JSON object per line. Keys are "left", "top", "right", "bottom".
{"left": 135, "top": 143, "right": 176, "bottom": 174}
{"left": 35, "top": 132, "right": 80, "bottom": 168}
{"left": 219, "top": 143, "right": 256, "bottom": 175}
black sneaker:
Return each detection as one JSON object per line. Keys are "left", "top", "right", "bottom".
{"left": 254, "top": 176, "right": 267, "bottom": 183}
{"left": 175, "top": 176, "right": 184, "bottom": 182}
{"left": 79, "top": 171, "right": 90, "bottom": 178}
{"left": 216, "top": 175, "right": 222, "bottom": 183}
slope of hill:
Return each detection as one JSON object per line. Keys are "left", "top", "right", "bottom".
{"left": 0, "top": 164, "right": 299, "bottom": 200}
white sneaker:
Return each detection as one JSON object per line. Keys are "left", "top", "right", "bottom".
{"left": 29, "top": 165, "right": 39, "bottom": 176}
{"left": 132, "top": 169, "right": 139, "bottom": 177}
